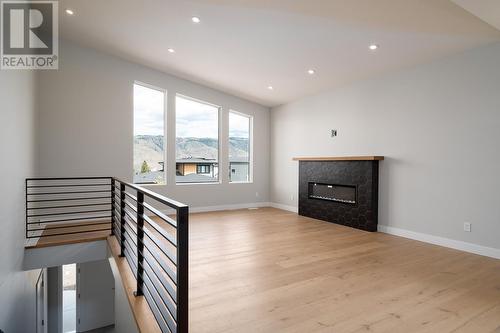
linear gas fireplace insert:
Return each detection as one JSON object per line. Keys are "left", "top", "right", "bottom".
{"left": 308, "top": 182, "right": 356, "bottom": 204}
{"left": 294, "top": 156, "right": 384, "bottom": 232}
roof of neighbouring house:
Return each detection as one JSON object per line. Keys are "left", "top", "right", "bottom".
{"left": 176, "top": 158, "right": 218, "bottom": 164}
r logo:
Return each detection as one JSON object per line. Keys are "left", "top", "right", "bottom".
{"left": 2, "top": 2, "right": 53, "bottom": 54}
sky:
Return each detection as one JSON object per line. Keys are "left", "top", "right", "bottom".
{"left": 133, "top": 84, "right": 164, "bottom": 135}
{"left": 176, "top": 96, "right": 219, "bottom": 138}
{"left": 134, "top": 84, "right": 250, "bottom": 138}
{"left": 229, "top": 112, "right": 250, "bottom": 138}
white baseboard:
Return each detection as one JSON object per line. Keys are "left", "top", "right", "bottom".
{"left": 189, "top": 202, "right": 271, "bottom": 213}
{"left": 158, "top": 201, "right": 298, "bottom": 215}
{"left": 378, "top": 225, "right": 500, "bottom": 260}
{"left": 158, "top": 202, "right": 272, "bottom": 215}
{"left": 162, "top": 201, "right": 297, "bottom": 214}
{"left": 269, "top": 202, "right": 298, "bottom": 213}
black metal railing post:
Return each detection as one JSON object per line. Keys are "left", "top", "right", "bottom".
{"left": 177, "top": 205, "right": 189, "bottom": 333}
{"left": 110, "top": 178, "right": 115, "bottom": 236}
{"left": 119, "top": 182, "right": 126, "bottom": 257}
{"left": 134, "top": 191, "right": 145, "bottom": 297}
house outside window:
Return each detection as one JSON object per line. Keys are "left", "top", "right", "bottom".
{"left": 176, "top": 95, "right": 220, "bottom": 184}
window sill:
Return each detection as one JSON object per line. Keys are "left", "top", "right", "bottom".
{"left": 229, "top": 181, "right": 253, "bottom": 184}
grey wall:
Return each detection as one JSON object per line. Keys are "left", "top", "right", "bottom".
{"left": 37, "top": 40, "right": 270, "bottom": 208}
{"left": 271, "top": 42, "right": 500, "bottom": 250}
{"left": 0, "top": 70, "right": 40, "bottom": 332}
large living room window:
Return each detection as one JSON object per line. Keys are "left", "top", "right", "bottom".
{"left": 133, "top": 83, "right": 166, "bottom": 184}
{"left": 229, "top": 111, "right": 252, "bottom": 183}
{"left": 176, "top": 95, "right": 220, "bottom": 184}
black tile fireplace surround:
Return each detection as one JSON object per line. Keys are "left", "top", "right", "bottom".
{"left": 296, "top": 157, "right": 382, "bottom": 232}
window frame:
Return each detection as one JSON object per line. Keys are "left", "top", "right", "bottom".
{"left": 228, "top": 110, "right": 253, "bottom": 184}
{"left": 132, "top": 81, "right": 167, "bottom": 185}
{"left": 175, "top": 94, "right": 222, "bottom": 185}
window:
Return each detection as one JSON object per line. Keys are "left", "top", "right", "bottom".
{"left": 62, "top": 264, "right": 76, "bottom": 333}
{"left": 197, "top": 164, "right": 211, "bottom": 174}
{"left": 176, "top": 95, "right": 219, "bottom": 183}
{"left": 133, "top": 83, "right": 166, "bottom": 184}
{"left": 229, "top": 111, "right": 252, "bottom": 182}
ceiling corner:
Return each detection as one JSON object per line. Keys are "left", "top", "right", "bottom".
{"left": 451, "top": 0, "right": 500, "bottom": 31}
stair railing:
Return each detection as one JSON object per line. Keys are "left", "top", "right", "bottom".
{"left": 26, "top": 177, "right": 189, "bottom": 333}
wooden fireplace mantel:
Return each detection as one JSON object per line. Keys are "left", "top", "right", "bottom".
{"left": 292, "top": 156, "right": 384, "bottom": 161}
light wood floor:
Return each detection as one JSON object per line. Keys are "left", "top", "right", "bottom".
{"left": 189, "top": 208, "right": 500, "bottom": 333}
{"left": 25, "top": 220, "right": 110, "bottom": 248}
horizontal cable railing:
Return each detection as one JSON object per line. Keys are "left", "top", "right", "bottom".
{"left": 113, "top": 178, "right": 189, "bottom": 333}
{"left": 26, "top": 177, "right": 113, "bottom": 239}
{"left": 26, "top": 177, "right": 189, "bottom": 333}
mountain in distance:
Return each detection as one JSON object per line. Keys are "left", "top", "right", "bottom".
{"left": 134, "top": 135, "right": 249, "bottom": 171}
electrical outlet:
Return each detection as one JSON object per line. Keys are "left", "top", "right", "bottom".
{"left": 331, "top": 129, "right": 338, "bottom": 137}
{"left": 255, "top": 192, "right": 259, "bottom": 198}
{"left": 464, "top": 222, "right": 471, "bottom": 232}
{"left": 290, "top": 194, "right": 294, "bottom": 201}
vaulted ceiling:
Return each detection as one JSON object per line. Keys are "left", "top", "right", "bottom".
{"left": 59, "top": 0, "right": 500, "bottom": 107}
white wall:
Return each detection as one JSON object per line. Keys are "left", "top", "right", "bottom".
{"left": 108, "top": 258, "right": 139, "bottom": 333}
{"left": 271, "top": 42, "right": 500, "bottom": 251}
{"left": 0, "top": 70, "right": 40, "bottom": 332}
{"left": 77, "top": 260, "right": 115, "bottom": 331}
{"left": 37, "top": 40, "right": 270, "bottom": 209}
{"left": 24, "top": 240, "right": 109, "bottom": 271}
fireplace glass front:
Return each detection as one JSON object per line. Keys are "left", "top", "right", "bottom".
{"left": 308, "top": 182, "right": 356, "bottom": 204}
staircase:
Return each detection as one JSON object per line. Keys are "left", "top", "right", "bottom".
{"left": 25, "top": 177, "right": 189, "bottom": 333}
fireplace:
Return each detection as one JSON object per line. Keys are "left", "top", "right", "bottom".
{"left": 308, "top": 182, "right": 356, "bottom": 204}
{"left": 294, "top": 156, "right": 383, "bottom": 232}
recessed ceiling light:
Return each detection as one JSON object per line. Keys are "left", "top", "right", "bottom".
{"left": 307, "top": 69, "right": 316, "bottom": 75}
{"left": 191, "top": 16, "right": 201, "bottom": 23}
{"left": 369, "top": 44, "right": 379, "bottom": 50}
{"left": 267, "top": 86, "right": 274, "bottom": 90}
{"left": 65, "top": 9, "right": 74, "bottom": 15}
{"left": 167, "top": 48, "right": 175, "bottom": 53}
